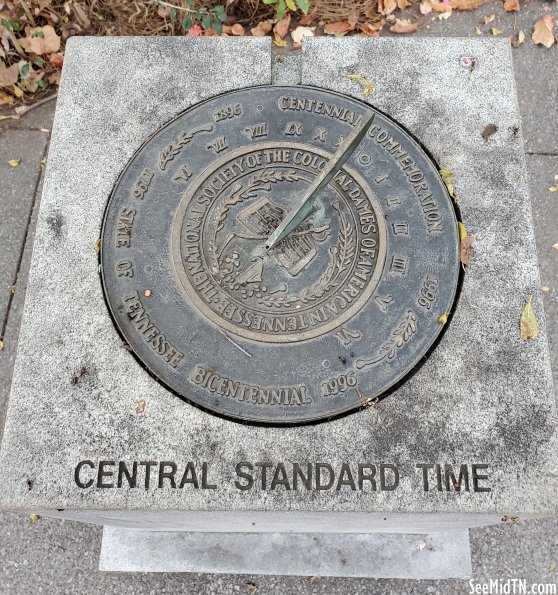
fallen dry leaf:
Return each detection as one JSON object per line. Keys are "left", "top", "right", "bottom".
{"left": 437, "top": 11, "right": 452, "bottom": 20}
{"left": 246, "top": 583, "right": 257, "bottom": 595}
{"left": 344, "top": 73, "right": 376, "bottom": 97}
{"left": 324, "top": 21, "right": 354, "bottom": 36}
{"left": 542, "top": 286, "right": 550, "bottom": 293}
{"left": 8, "top": 158, "right": 21, "bottom": 167}
{"left": 0, "top": 339, "right": 4, "bottom": 351}
{"left": 308, "top": 576, "right": 320, "bottom": 583}
{"left": 274, "top": 14, "right": 291, "bottom": 39}
{"left": 94, "top": 238, "right": 101, "bottom": 252}
{"left": 420, "top": 0, "right": 433, "bottom": 14}
{"left": 482, "top": 123, "right": 497, "bottom": 142}
{"left": 356, "top": 21, "right": 385, "bottom": 36}
{"left": 491, "top": 27, "right": 503, "bottom": 36}
{"left": 157, "top": 3, "right": 171, "bottom": 17}
{"left": 251, "top": 20, "right": 273, "bottom": 37}
{"left": 29, "top": 513, "right": 40, "bottom": 522}
{"left": 72, "top": 2, "right": 91, "bottom": 29}
{"left": 223, "top": 23, "right": 245, "bottom": 36}
{"left": 19, "top": 25, "right": 61, "bottom": 55}
{"left": 273, "top": 32, "right": 287, "bottom": 47}
{"left": 398, "top": 0, "right": 412, "bottom": 8}
{"left": 48, "top": 70, "right": 61, "bottom": 85}
{"left": 460, "top": 236, "right": 474, "bottom": 266}
{"left": 548, "top": 184, "right": 558, "bottom": 192}
{"left": 291, "top": 26, "right": 315, "bottom": 45}
{"left": 503, "top": 0, "right": 520, "bottom": 12}
{"left": 483, "top": 13, "right": 496, "bottom": 24}
{"left": 549, "top": 562, "right": 557, "bottom": 572}
{"left": 0, "top": 62, "right": 19, "bottom": 87}
{"left": 440, "top": 168, "right": 458, "bottom": 202}
{"left": 390, "top": 18, "right": 418, "bottom": 33}
{"left": 0, "top": 91, "right": 15, "bottom": 106}
{"left": 379, "top": 0, "right": 398, "bottom": 15}
{"left": 454, "top": 0, "right": 484, "bottom": 10}
{"left": 49, "top": 52, "right": 64, "bottom": 67}
{"left": 187, "top": 24, "right": 203, "bottom": 37}
{"left": 532, "top": 16, "right": 555, "bottom": 48}
{"left": 553, "top": 242, "right": 558, "bottom": 250}
{"left": 430, "top": 0, "right": 452, "bottom": 12}
{"left": 475, "top": 26, "right": 482, "bottom": 35}
{"left": 439, "top": 313, "right": 448, "bottom": 325}
{"left": 40, "top": 157, "right": 46, "bottom": 170}
{"left": 520, "top": 296, "right": 538, "bottom": 341}
{"left": 511, "top": 30, "right": 525, "bottom": 47}
{"left": 136, "top": 399, "right": 146, "bottom": 414}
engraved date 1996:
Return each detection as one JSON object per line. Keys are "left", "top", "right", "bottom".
{"left": 321, "top": 371, "right": 358, "bottom": 397}
{"left": 132, "top": 168, "right": 154, "bottom": 200}
{"left": 418, "top": 276, "right": 438, "bottom": 309}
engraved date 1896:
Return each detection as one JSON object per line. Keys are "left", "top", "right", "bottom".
{"left": 214, "top": 103, "right": 242, "bottom": 122}
{"left": 321, "top": 371, "right": 358, "bottom": 397}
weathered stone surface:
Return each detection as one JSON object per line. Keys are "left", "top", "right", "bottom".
{"left": 0, "top": 37, "right": 555, "bottom": 528}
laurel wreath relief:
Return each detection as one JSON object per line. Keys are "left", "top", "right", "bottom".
{"left": 207, "top": 168, "right": 356, "bottom": 309}
{"left": 158, "top": 124, "right": 214, "bottom": 170}
{"left": 355, "top": 310, "right": 418, "bottom": 370}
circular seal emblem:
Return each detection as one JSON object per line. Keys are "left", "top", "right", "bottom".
{"left": 172, "top": 143, "right": 386, "bottom": 342}
{"left": 101, "top": 86, "right": 460, "bottom": 424}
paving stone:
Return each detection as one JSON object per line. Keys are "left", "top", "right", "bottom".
{"left": 0, "top": 512, "right": 556, "bottom": 593}
{"left": 515, "top": 46, "right": 558, "bottom": 156}
{"left": 0, "top": 96, "right": 56, "bottom": 132}
{"left": 527, "top": 154, "right": 558, "bottom": 378}
{"left": 0, "top": 128, "right": 48, "bottom": 327}
{"left": 393, "top": 0, "right": 558, "bottom": 156}
{"left": 0, "top": 163, "right": 45, "bottom": 445}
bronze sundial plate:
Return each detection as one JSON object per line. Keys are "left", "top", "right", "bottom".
{"left": 100, "top": 86, "right": 460, "bottom": 424}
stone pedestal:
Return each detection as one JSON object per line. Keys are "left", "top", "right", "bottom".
{"left": 0, "top": 37, "right": 555, "bottom": 578}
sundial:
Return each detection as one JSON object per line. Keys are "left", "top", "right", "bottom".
{"left": 101, "top": 85, "right": 459, "bottom": 424}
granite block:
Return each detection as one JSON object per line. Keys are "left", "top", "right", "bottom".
{"left": 0, "top": 37, "right": 555, "bottom": 531}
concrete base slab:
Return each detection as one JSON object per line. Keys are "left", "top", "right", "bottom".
{"left": 99, "top": 527, "right": 472, "bottom": 579}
